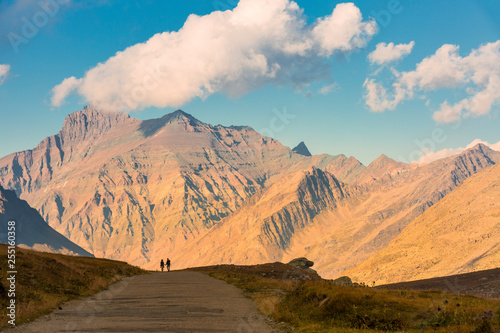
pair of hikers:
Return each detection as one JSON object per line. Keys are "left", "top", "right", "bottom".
{"left": 160, "top": 258, "right": 171, "bottom": 272}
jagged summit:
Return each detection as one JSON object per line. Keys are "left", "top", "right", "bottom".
{"left": 66, "top": 104, "right": 131, "bottom": 122}
{"left": 466, "top": 143, "right": 498, "bottom": 156}
{"left": 59, "top": 105, "right": 137, "bottom": 143}
{"left": 292, "top": 141, "right": 312, "bottom": 157}
{"left": 449, "top": 143, "right": 500, "bottom": 166}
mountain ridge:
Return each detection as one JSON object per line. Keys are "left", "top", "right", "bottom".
{"left": 1, "top": 106, "right": 498, "bottom": 279}
{"left": 170, "top": 143, "right": 499, "bottom": 277}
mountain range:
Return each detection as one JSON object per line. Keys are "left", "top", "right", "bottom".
{"left": 0, "top": 106, "right": 498, "bottom": 282}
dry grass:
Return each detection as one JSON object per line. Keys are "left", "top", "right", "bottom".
{"left": 0, "top": 244, "right": 147, "bottom": 328}
{"left": 190, "top": 263, "right": 500, "bottom": 332}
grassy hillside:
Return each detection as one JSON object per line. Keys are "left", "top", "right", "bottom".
{"left": 190, "top": 263, "right": 500, "bottom": 332}
{"left": 0, "top": 244, "right": 147, "bottom": 329}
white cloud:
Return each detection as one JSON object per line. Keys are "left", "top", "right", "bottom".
{"left": 0, "top": 64, "right": 10, "bottom": 85}
{"left": 51, "top": 0, "right": 377, "bottom": 112}
{"left": 432, "top": 100, "right": 468, "bottom": 123}
{"left": 312, "top": 3, "right": 377, "bottom": 56}
{"left": 363, "top": 78, "right": 405, "bottom": 112}
{"left": 368, "top": 41, "right": 414, "bottom": 65}
{"left": 51, "top": 76, "right": 83, "bottom": 107}
{"left": 416, "top": 139, "right": 500, "bottom": 164}
{"left": 364, "top": 40, "right": 500, "bottom": 123}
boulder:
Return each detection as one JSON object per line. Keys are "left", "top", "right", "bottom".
{"left": 287, "top": 257, "right": 314, "bottom": 270}
{"left": 331, "top": 276, "right": 353, "bottom": 286}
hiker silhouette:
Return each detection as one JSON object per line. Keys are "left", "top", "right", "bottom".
{"left": 160, "top": 259, "right": 165, "bottom": 272}
{"left": 166, "top": 258, "right": 171, "bottom": 272}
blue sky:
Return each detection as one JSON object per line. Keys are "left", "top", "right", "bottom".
{"left": 0, "top": 0, "right": 499, "bottom": 165}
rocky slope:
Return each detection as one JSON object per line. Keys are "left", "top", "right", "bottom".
{"left": 172, "top": 144, "right": 499, "bottom": 277}
{"left": 0, "top": 185, "right": 92, "bottom": 256}
{"left": 345, "top": 162, "right": 500, "bottom": 285}
{"left": 173, "top": 167, "right": 362, "bottom": 268}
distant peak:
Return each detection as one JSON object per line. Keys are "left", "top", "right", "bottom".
{"left": 461, "top": 143, "right": 500, "bottom": 162}
{"left": 377, "top": 154, "right": 389, "bottom": 160}
{"left": 138, "top": 109, "right": 203, "bottom": 137}
{"left": 292, "top": 141, "right": 312, "bottom": 157}
{"left": 371, "top": 154, "right": 391, "bottom": 164}
{"left": 170, "top": 109, "right": 190, "bottom": 117}
{"left": 161, "top": 109, "right": 201, "bottom": 124}
{"left": 468, "top": 143, "right": 492, "bottom": 152}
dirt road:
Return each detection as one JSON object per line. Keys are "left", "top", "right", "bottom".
{"left": 12, "top": 271, "right": 278, "bottom": 332}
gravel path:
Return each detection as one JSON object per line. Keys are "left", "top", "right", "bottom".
{"left": 11, "top": 271, "right": 278, "bottom": 332}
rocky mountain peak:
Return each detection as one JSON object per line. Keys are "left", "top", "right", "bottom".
{"left": 368, "top": 154, "right": 398, "bottom": 168}
{"left": 455, "top": 143, "right": 500, "bottom": 165}
{"left": 59, "top": 105, "right": 137, "bottom": 144}
{"left": 292, "top": 141, "right": 312, "bottom": 157}
{"left": 170, "top": 109, "right": 193, "bottom": 118}
{"left": 162, "top": 109, "right": 202, "bottom": 125}
{"left": 373, "top": 154, "right": 390, "bottom": 162}
{"left": 467, "top": 143, "right": 498, "bottom": 156}
{"left": 138, "top": 109, "right": 204, "bottom": 137}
